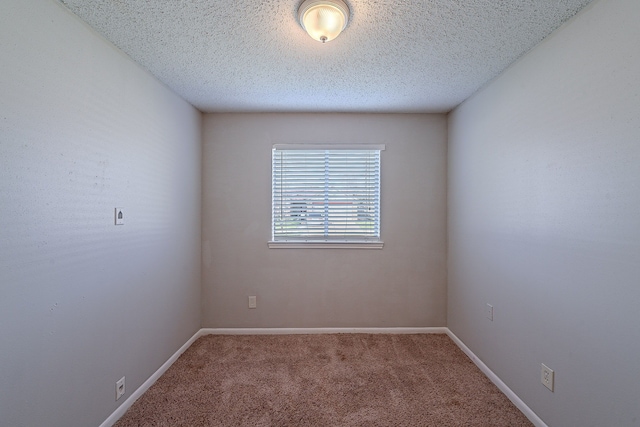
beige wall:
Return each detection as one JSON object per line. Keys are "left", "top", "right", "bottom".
{"left": 0, "top": 1, "right": 202, "bottom": 426}
{"left": 448, "top": 0, "right": 640, "bottom": 425}
{"left": 202, "top": 113, "right": 447, "bottom": 328}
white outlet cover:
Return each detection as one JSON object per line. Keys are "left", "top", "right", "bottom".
{"left": 115, "top": 207, "right": 125, "bottom": 225}
{"left": 486, "top": 304, "right": 494, "bottom": 321}
{"left": 116, "top": 376, "right": 125, "bottom": 400}
{"left": 248, "top": 296, "right": 257, "bottom": 309}
{"left": 541, "top": 363, "right": 554, "bottom": 391}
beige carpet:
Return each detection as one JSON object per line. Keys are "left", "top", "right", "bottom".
{"left": 115, "top": 334, "right": 533, "bottom": 426}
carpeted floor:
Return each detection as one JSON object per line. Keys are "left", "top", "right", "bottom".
{"left": 114, "top": 334, "right": 533, "bottom": 426}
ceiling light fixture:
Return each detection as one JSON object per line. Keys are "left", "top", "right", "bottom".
{"left": 298, "top": 0, "right": 350, "bottom": 44}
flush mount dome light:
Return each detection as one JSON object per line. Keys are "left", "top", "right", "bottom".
{"left": 298, "top": 0, "right": 350, "bottom": 43}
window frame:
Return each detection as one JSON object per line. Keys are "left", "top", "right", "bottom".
{"left": 268, "top": 143, "right": 384, "bottom": 249}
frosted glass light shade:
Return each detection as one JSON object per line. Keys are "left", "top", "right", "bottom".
{"left": 298, "top": 0, "right": 349, "bottom": 43}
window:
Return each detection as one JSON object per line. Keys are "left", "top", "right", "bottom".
{"left": 270, "top": 144, "right": 384, "bottom": 249}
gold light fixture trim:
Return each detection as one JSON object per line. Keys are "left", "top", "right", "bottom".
{"left": 298, "top": 0, "right": 350, "bottom": 43}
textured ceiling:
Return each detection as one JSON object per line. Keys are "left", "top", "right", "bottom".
{"left": 59, "top": 0, "right": 593, "bottom": 113}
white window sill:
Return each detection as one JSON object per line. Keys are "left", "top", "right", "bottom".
{"left": 268, "top": 240, "right": 384, "bottom": 249}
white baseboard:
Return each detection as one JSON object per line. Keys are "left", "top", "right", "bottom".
{"left": 446, "top": 330, "right": 548, "bottom": 427}
{"left": 99, "top": 329, "right": 205, "bottom": 427}
{"left": 201, "top": 327, "right": 448, "bottom": 335}
{"left": 101, "top": 327, "right": 543, "bottom": 427}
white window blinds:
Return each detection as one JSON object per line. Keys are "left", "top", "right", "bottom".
{"left": 272, "top": 145, "right": 383, "bottom": 242}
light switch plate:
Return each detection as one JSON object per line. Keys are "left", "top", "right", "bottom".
{"left": 248, "top": 296, "right": 257, "bottom": 309}
{"left": 115, "top": 207, "right": 124, "bottom": 225}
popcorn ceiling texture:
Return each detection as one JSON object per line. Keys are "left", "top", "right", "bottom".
{"left": 59, "top": 0, "right": 593, "bottom": 113}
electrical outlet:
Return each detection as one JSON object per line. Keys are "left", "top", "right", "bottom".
{"left": 116, "top": 376, "right": 125, "bottom": 401}
{"left": 541, "top": 364, "right": 554, "bottom": 391}
{"left": 248, "top": 296, "right": 257, "bottom": 309}
{"left": 485, "top": 303, "right": 494, "bottom": 321}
